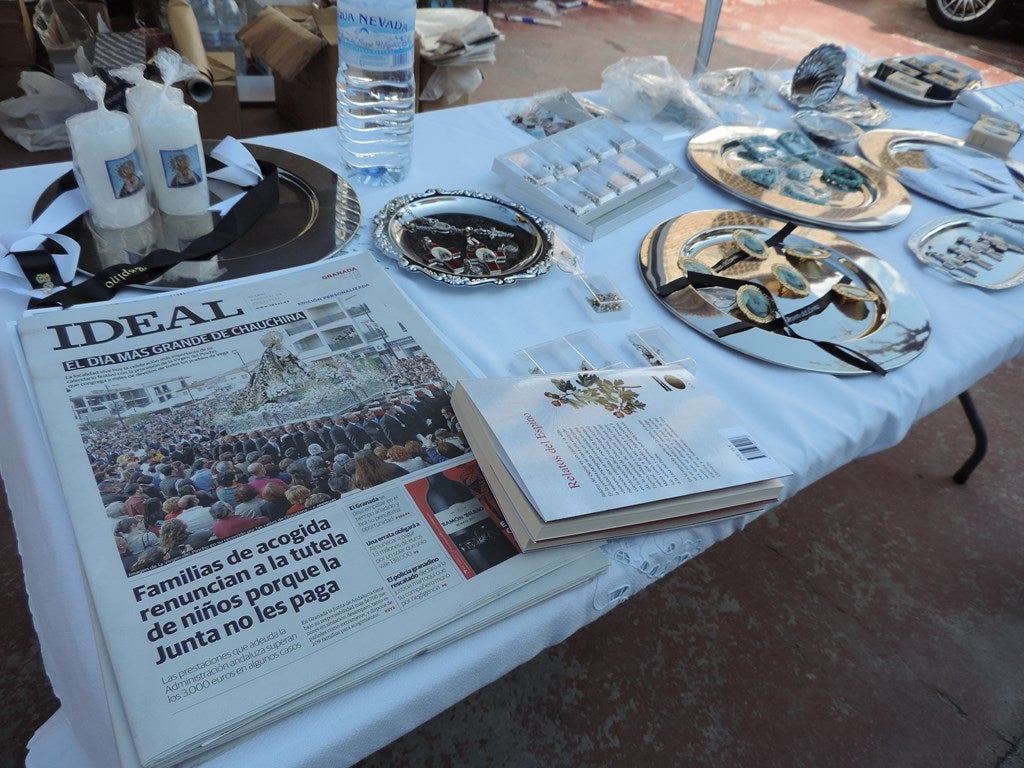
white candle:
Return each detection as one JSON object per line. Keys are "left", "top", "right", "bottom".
{"left": 126, "top": 82, "right": 184, "bottom": 187}
{"left": 66, "top": 110, "right": 153, "bottom": 230}
{"left": 135, "top": 102, "right": 210, "bottom": 216}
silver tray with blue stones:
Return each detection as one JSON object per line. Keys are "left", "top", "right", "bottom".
{"left": 687, "top": 125, "right": 911, "bottom": 230}
{"left": 638, "top": 209, "right": 930, "bottom": 374}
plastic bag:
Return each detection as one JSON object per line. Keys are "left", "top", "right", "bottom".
{"left": 0, "top": 71, "right": 91, "bottom": 151}
{"left": 419, "top": 64, "right": 483, "bottom": 104}
{"left": 600, "top": 55, "right": 719, "bottom": 136}
{"left": 504, "top": 87, "right": 594, "bottom": 137}
{"left": 31, "top": 0, "right": 94, "bottom": 51}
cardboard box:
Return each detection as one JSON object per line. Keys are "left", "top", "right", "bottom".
{"left": 239, "top": 5, "right": 335, "bottom": 130}
{"left": 0, "top": 0, "right": 37, "bottom": 66}
{"left": 185, "top": 50, "right": 242, "bottom": 139}
{"left": 240, "top": 7, "right": 466, "bottom": 131}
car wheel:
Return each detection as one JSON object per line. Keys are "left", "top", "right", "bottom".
{"left": 926, "top": 0, "right": 1013, "bottom": 32}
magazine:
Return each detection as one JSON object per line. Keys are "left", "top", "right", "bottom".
{"left": 14, "top": 251, "right": 606, "bottom": 768}
{"left": 451, "top": 367, "right": 789, "bottom": 549}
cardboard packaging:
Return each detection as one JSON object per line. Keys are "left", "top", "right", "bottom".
{"left": 238, "top": 5, "right": 334, "bottom": 130}
{"left": 185, "top": 51, "right": 242, "bottom": 139}
{"left": 239, "top": 6, "right": 466, "bottom": 131}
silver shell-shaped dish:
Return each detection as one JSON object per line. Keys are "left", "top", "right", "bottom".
{"left": 372, "top": 189, "right": 555, "bottom": 286}
{"left": 638, "top": 209, "right": 930, "bottom": 374}
{"left": 787, "top": 43, "right": 847, "bottom": 108}
{"left": 908, "top": 215, "right": 1024, "bottom": 289}
{"left": 687, "top": 125, "right": 911, "bottom": 230}
{"left": 858, "top": 54, "right": 982, "bottom": 106}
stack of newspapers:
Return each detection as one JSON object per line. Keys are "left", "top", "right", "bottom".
{"left": 14, "top": 251, "right": 607, "bottom": 768}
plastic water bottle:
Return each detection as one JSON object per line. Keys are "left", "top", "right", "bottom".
{"left": 215, "top": 0, "right": 246, "bottom": 71}
{"left": 336, "top": 0, "right": 416, "bottom": 186}
{"left": 192, "top": 0, "right": 222, "bottom": 48}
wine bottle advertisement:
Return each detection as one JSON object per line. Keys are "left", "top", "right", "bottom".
{"left": 404, "top": 460, "right": 520, "bottom": 578}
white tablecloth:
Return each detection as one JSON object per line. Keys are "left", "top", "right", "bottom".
{"left": 4, "top": 93, "right": 1022, "bottom": 767}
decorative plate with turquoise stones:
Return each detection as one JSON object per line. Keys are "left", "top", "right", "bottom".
{"left": 637, "top": 209, "right": 930, "bottom": 375}
{"left": 688, "top": 125, "right": 911, "bottom": 230}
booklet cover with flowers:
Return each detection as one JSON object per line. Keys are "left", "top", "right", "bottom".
{"left": 452, "top": 366, "right": 790, "bottom": 545}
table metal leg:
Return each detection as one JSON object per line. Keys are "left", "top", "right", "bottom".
{"left": 953, "top": 390, "right": 987, "bottom": 484}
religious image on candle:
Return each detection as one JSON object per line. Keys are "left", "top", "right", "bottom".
{"left": 107, "top": 152, "right": 147, "bottom": 198}
{"left": 161, "top": 146, "right": 203, "bottom": 188}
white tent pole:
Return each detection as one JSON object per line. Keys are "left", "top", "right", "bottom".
{"left": 694, "top": 0, "right": 724, "bottom": 73}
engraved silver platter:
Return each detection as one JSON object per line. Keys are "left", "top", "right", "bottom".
{"left": 33, "top": 143, "right": 358, "bottom": 291}
{"left": 372, "top": 189, "right": 555, "bottom": 286}
{"left": 908, "top": 215, "right": 1024, "bottom": 289}
{"left": 858, "top": 128, "right": 1024, "bottom": 221}
{"left": 638, "top": 209, "right": 931, "bottom": 374}
{"left": 687, "top": 125, "right": 911, "bottom": 230}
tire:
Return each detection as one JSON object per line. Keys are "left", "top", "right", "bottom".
{"left": 926, "top": 0, "right": 1013, "bottom": 32}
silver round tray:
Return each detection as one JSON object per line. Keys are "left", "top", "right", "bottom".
{"left": 687, "top": 125, "right": 911, "bottom": 230}
{"left": 859, "top": 55, "right": 981, "bottom": 106}
{"left": 372, "top": 189, "right": 555, "bottom": 286}
{"left": 908, "top": 215, "right": 1024, "bottom": 290}
{"left": 33, "top": 143, "right": 358, "bottom": 291}
{"left": 858, "top": 128, "right": 1024, "bottom": 220}
{"left": 638, "top": 209, "right": 931, "bottom": 375}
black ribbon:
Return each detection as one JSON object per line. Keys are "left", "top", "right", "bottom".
{"left": 23, "top": 157, "right": 280, "bottom": 310}
{"left": 8, "top": 244, "right": 72, "bottom": 295}
{"left": 656, "top": 223, "right": 886, "bottom": 376}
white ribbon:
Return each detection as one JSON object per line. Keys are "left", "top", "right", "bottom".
{"left": 0, "top": 188, "right": 88, "bottom": 300}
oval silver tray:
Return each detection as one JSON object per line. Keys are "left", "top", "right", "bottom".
{"left": 908, "top": 215, "right": 1024, "bottom": 289}
{"left": 638, "top": 209, "right": 930, "bottom": 374}
{"left": 687, "top": 125, "right": 911, "bottom": 230}
{"left": 372, "top": 189, "right": 555, "bottom": 286}
{"left": 858, "top": 54, "right": 982, "bottom": 107}
{"left": 858, "top": 128, "right": 1024, "bottom": 220}
{"left": 33, "top": 143, "right": 358, "bottom": 291}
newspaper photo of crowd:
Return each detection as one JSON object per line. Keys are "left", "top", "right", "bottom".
{"left": 81, "top": 350, "right": 468, "bottom": 576}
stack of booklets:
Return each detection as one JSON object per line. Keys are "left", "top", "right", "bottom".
{"left": 13, "top": 251, "right": 607, "bottom": 768}
{"left": 452, "top": 368, "right": 790, "bottom": 550}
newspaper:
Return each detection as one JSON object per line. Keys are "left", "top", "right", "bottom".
{"left": 14, "top": 251, "right": 605, "bottom": 768}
